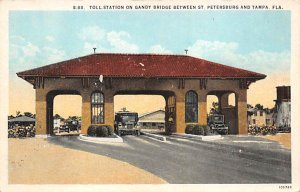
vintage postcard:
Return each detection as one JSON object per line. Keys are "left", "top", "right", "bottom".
{"left": 0, "top": 0, "right": 299, "bottom": 192}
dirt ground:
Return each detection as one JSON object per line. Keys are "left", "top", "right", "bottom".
{"left": 8, "top": 138, "right": 167, "bottom": 184}
{"left": 259, "top": 133, "right": 291, "bottom": 149}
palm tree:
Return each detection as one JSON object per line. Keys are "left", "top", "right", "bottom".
{"left": 24, "top": 112, "right": 33, "bottom": 117}
{"left": 16, "top": 111, "right": 21, "bottom": 117}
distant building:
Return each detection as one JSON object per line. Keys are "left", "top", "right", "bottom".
{"left": 138, "top": 110, "right": 165, "bottom": 129}
{"left": 247, "top": 108, "right": 274, "bottom": 126}
{"left": 8, "top": 116, "right": 35, "bottom": 126}
{"left": 273, "top": 86, "right": 291, "bottom": 128}
{"left": 53, "top": 118, "right": 64, "bottom": 129}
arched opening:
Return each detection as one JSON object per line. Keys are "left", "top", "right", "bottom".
{"left": 206, "top": 91, "right": 238, "bottom": 134}
{"left": 46, "top": 90, "right": 82, "bottom": 135}
{"left": 113, "top": 90, "right": 175, "bottom": 135}
{"left": 228, "top": 93, "right": 236, "bottom": 107}
{"left": 207, "top": 95, "right": 219, "bottom": 115}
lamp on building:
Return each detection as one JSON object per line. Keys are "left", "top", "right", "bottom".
{"left": 99, "top": 74, "right": 103, "bottom": 83}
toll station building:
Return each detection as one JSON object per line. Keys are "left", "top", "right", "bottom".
{"left": 17, "top": 53, "right": 266, "bottom": 136}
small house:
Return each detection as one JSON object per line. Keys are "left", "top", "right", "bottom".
{"left": 138, "top": 110, "right": 165, "bottom": 129}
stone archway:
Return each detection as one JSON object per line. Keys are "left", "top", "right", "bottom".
{"left": 114, "top": 90, "right": 176, "bottom": 134}
{"left": 207, "top": 90, "right": 238, "bottom": 134}
{"left": 46, "top": 90, "right": 82, "bottom": 135}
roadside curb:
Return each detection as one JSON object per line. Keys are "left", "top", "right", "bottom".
{"left": 78, "top": 134, "right": 123, "bottom": 143}
{"left": 141, "top": 132, "right": 167, "bottom": 142}
{"left": 173, "top": 133, "right": 223, "bottom": 141}
{"left": 35, "top": 134, "right": 51, "bottom": 138}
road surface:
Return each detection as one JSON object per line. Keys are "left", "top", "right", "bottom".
{"left": 48, "top": 134, "right": 291, "bottom": 184}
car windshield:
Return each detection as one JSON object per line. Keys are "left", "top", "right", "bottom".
{"left": 212, "top": 115, "right": 223, "bottom": 122}
{"left": 121, "top": 115, "right": 136, "bottom": 122}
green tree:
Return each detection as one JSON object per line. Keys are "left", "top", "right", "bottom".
{"left": 247, "top": 104, "right": 253, "bottom": 109}
{"left": 209, "top": 102, "right": 220, "bottom": 115}
{"left": 16, "top": 111, "right": 21, "bottom": 117}
{"left": 53, "top": 114, "right": 64, "bottom": 121}
{"left": 255, "top": 104, "right": 264, "bottom": 110}
{"left": 24, "top": 112, "right": 33, "bottom": 117}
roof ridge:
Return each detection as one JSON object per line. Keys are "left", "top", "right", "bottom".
{"left": 139, "top": 110, "right": 165, "bottom": 118}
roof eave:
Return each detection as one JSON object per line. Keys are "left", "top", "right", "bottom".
{"left": 16, "top": 74, "right": 267, "bottom": 80}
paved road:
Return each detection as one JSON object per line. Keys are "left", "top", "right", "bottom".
{"left": 48, "top": 135, "right": 291, "bottom": 184}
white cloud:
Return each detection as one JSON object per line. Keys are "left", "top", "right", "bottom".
{"left": 22, "top": 42, "right": 40, "bottom": 57}
{"left": 79, "top": 26, "right": 106, "bottom": 42}
{"left": 46, "top": 35, "right": 55, "bottom": 42}
{"left": 83, "top": 42, "right": 109, "bottom": 54}
{"left": 188, "top": 39, "right": 290, "bottom": 74}
{"left": 106, "top": 31, "right": 139, "bottom": 53}
{"left": 83, "top": 42, "right": 97, "bottom": 53}
{"left": 149, "top": 45, "right": 172, "bottom": 54}
{"left": 188, "top": 40, "right": 238, "bottom": 60}
{"left": 42, "top": 46, "right": 66, "bottom": 63}
{"left": 78, "top": 26, "right": 139, "bottom": 53}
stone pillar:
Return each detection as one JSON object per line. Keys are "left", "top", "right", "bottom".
{"left": 237, "top": 89, "right": 248, "bottom": 134}
{"left": 47, "top": 96, "right": 54, "bottom": 135}
{"left": 175, "top": 90, "right": 185, "bottom": 133}
{"left": 35, "top": 89, "right": 47, "bottom": 135}
{"left": 220, "top": 93, "right": 237, "bottom": 134}
{"left": 220, "top": 93, "right": 229, "bottom": 110}
{"left": 104, "top": 91, "right": 115, "bottom": 130}
{"left": 81, "top": 90, "right": 91, "bottom": 134}
{"left": 198, "top": 91, "right": 207, "bottom": 125}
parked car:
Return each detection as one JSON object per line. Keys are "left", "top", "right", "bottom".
{"left": 66, "top": 120, "right": 80, "bottom": 132}
{"left": 59, "top": 125, "right": 70, "bottom": 133}
{"left": 208, "top": 114, "right": 228, "bottom": 135}
{"left": 114, "top": 110, "right": 140, "bottom": 136}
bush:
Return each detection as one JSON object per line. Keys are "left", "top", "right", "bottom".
{"left": 203, "top": 125, "right": 211, "bottom": 136}
{"left": 248, "top": 125, "right": 278, "bottom": 135}
{"left": 87, "top": 125, "right": 113, "bottom": 137}
{"left": 192, "top": 125, "right": 204, "bottom": 135}
{"left": 106, "top": 125, "right": 114, "bottom": 135}
{"left": 8, "top": 125, "right": 35, "bottom": 138}
{"left": 185, "top": 124, "right": 194, "bottom": 134}
{"left": 87, "top": 125, "right": 97, "bottom": 137}
{"left": 185, "top": 124, "right": 209, "bottom": 135}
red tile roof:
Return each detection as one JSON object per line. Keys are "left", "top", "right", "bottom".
{"left": 17, "top": 53, "right": 266, "bottom": 79}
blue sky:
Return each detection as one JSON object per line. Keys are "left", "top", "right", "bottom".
{"left": 9, "top": 11, "right": 290, "bottom": 75}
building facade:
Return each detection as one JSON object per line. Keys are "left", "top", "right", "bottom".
{"left": 17, "top": 53, "right": 266, "bottom": 135}
{"left": 247, "top": 108, "right": 274, "bottom": 127}
{"left": 138, "top": 110, "right": 165, "bottom": 129}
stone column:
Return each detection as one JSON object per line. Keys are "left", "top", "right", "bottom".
{"left": 237, "top": 89, "right": 248, "bottom": 134}
{"left": 47, "top": 96, "right": 54, "bottom": 135}
{"left": 81, "top": 90, "right": 91, "bottom": 134}
{"left": 198, "top": 91, "right": 207, "bottom": 125}
{"left": 175, "top": 90, "right": 185, "bottom": 133}
{"left": 220, "top": 93, "right": 237, "bottom": 134}
{"left": 35, "top": 89, "right": 47, "bottom": 135}
{"left": 104, "top": 91, "right": 115, "bottom": 130}
{"left": 220, "top": 93, "right": 229, "bottom": 110}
